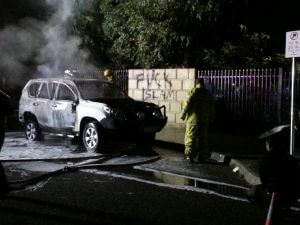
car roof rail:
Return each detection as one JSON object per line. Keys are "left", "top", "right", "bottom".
{"left": 64, "top": 69, "right": 103, "bottom": 79}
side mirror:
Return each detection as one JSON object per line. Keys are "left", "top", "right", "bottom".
{"left": 71, "top": 99, "right": 79, "bottom": 113}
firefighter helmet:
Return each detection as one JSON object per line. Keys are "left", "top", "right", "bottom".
{"left": 104, "top": 69, "right": 112, "bottom": 77}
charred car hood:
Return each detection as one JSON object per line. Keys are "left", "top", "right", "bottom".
{"left": 89, "top": 98, "right": 165, "bottom": 125}
{"left": 90, "top": 98, "right": 157, "bottom": 111}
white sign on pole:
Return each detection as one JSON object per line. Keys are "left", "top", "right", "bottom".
{"left": 285, "top": 30, "right": 300, "bottom": 58}
{"left": 285, "top": 30, "right": 300, "bottom": 155}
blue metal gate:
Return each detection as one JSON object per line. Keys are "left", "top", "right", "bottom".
{"left": 197, "top": 68, "right": 300, "bottom": 126}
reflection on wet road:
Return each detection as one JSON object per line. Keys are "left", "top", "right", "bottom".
{"left": 3, "top": 132, "right": 300, "bottom": 212}
{"left": 85, "top": 166, "right": 249, "bottom": 203}
{"left": 2, "top": 132, "right": 249, "bottom": 203}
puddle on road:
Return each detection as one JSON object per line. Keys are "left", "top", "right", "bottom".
{"left": 87, "top": 165, "right": 249, "bottom": 202}
{"left": 134, "top": 166, "right": 248, "bottom": 199}
{"left": 4, "top": 132, "right": 248, "bottom": 201}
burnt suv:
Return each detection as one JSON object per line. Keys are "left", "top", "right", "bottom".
{"left": 19, "top": 77, "right": 167, "bottom": 152}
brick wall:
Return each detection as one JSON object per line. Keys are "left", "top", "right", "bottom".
{"left": 128, "top": 68, "right": 196, "bottom": 128}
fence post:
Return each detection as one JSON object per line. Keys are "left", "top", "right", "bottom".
{"left": 277, "top": 68, "right": 283, "bottom": 124}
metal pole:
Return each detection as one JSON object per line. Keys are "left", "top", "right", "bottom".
{"left": 290, "top": 57, "right": 296, "bottom": 155}
{"left": 277, "top": 68, "right": 283, "bottom": 124}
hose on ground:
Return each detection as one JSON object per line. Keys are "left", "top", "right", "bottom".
{"left": 6, "top": 153, "right": 160, "bottom": 192}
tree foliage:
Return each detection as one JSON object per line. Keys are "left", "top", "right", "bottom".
{"left": 71, "top": 0, "right": 288, "bottom": 69}
{"left": 100, "top": 0, "right": 224, "bottom": 68}
{"left": 1, "top": 0, "right": 294, "bottom": 69}
{"left": 203, "top": 25, "right": 289, "bottom": 69}
{"left": 70, "top": 0, "right": 109, "bottom": 67}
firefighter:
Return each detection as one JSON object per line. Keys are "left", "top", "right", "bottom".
{"left": 181, "top": 78, "right": 215, "bottom": 163}
{"left": 0, "top": 89, "right": 12, "bottom": 195}
{"left": 104, "top": 69, "right": 116, "bottom": 83}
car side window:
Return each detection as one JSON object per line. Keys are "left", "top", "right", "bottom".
{"left": 69, "top": 84, "right": 78, "bottom": 98}
{"left": 28, "top": 82, "right": 41, "bottom": 97}
{"left": 38, "top": 83, "right": 50, "bottom": 99}
{"left": 57, "top": 84, "right": 76, "bottom": 101}
{"left": 49, "top": 82, "right": 58, "bottom": 99}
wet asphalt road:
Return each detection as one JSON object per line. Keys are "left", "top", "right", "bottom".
{"left": 0, "top": 133, "right": 299, "bottom": 225}
{"left": 1, "top": 171, "right": 267, "bottom": 225}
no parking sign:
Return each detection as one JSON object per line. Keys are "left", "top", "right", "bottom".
{"left": 285, "top": 30, "right": 300, "bottom": 58}
{"left": 285, "top": 30, "right": 300, "bottom": 155}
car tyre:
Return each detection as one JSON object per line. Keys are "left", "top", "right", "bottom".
{"left": 82, "top": 122, "right": 103, "bottom": 153}
{"left": 24, "top": 120, "right": 41, "bottom": 141}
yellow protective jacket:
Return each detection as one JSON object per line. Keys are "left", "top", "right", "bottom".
{"left": 106, "top": 75, "right": 116, "bottom": 83}
{"left": 181, "top": 83, "right": 215, "bottom": 124}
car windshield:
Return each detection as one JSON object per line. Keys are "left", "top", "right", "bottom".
{"left": 75, "top": 80, "right": 128, "bottom": 100}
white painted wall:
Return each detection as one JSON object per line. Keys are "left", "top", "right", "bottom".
{"left": 128, "top": 68, "right": 196, "bottom": 128}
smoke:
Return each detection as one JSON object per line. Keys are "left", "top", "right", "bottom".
{"left": 0, "top": 18, "right": 44, "bottom": 77}
{"left": 0, "top": 0, "right": 96, "bottom": 82}
{"left": 37, "top": 0, "right": 96, "bottom": 76}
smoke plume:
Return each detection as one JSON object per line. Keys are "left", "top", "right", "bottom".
{"left": 0, "top": 0, "right": 96, "bottom": 84}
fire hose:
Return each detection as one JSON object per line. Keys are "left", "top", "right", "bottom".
{"left": 2, "top": 153, "right": 160, "bottom": 192}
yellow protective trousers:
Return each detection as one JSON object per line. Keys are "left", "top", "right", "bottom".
{"left": 184, "top": 122, "right": 209, "bottom": 161}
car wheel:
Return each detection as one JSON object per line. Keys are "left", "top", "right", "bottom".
{"left": 24, "top": 120, "right": 41, "bottom": 141}
{"left": 82, "top": 122, "right": 103, "bottom": 153}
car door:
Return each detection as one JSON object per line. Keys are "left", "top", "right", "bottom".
{"left": 34, "top": 82, "right": 52, "bottom": 129}
{"left": 51, "top": 82, "right": 77, "bottom": 133}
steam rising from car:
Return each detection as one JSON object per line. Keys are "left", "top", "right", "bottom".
{"left": 0, "top": 0, "right": 96, "bottom": 84}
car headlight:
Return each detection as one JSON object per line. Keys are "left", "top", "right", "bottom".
{"left": 104, "top": 106, "right": 126, "bottom": 120}
{"left": 153, "top": 109, "right": 163, "bottom": 119}
{"left": 137, "top": 112, "right": 146, "bottom": 120}
{"left": 110, "top": 108, "right": 126, "bottom": 120}
{"left": 104, "top": 106, "right": 111, "bottom": 114}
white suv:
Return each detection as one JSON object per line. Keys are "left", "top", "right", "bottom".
{"left": 19, "top": 77, "right": 167, "bottom": 152}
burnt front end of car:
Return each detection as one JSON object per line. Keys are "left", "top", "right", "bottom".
{"left": 102, "top": 99, "right": 167, "bottom": 141}
{"left": 123, "top": 104, "right": 167, "bottom": 133}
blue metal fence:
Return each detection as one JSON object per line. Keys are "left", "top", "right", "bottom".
{"left": 114, "top": 69, "right": 128, "bottom": 93}
{"left": 197, "top": 68, "right": 300, "bottom": 125}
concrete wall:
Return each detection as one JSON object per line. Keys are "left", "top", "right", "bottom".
{"left": 128, "top": 68, "right": 196, "bottom": 128}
